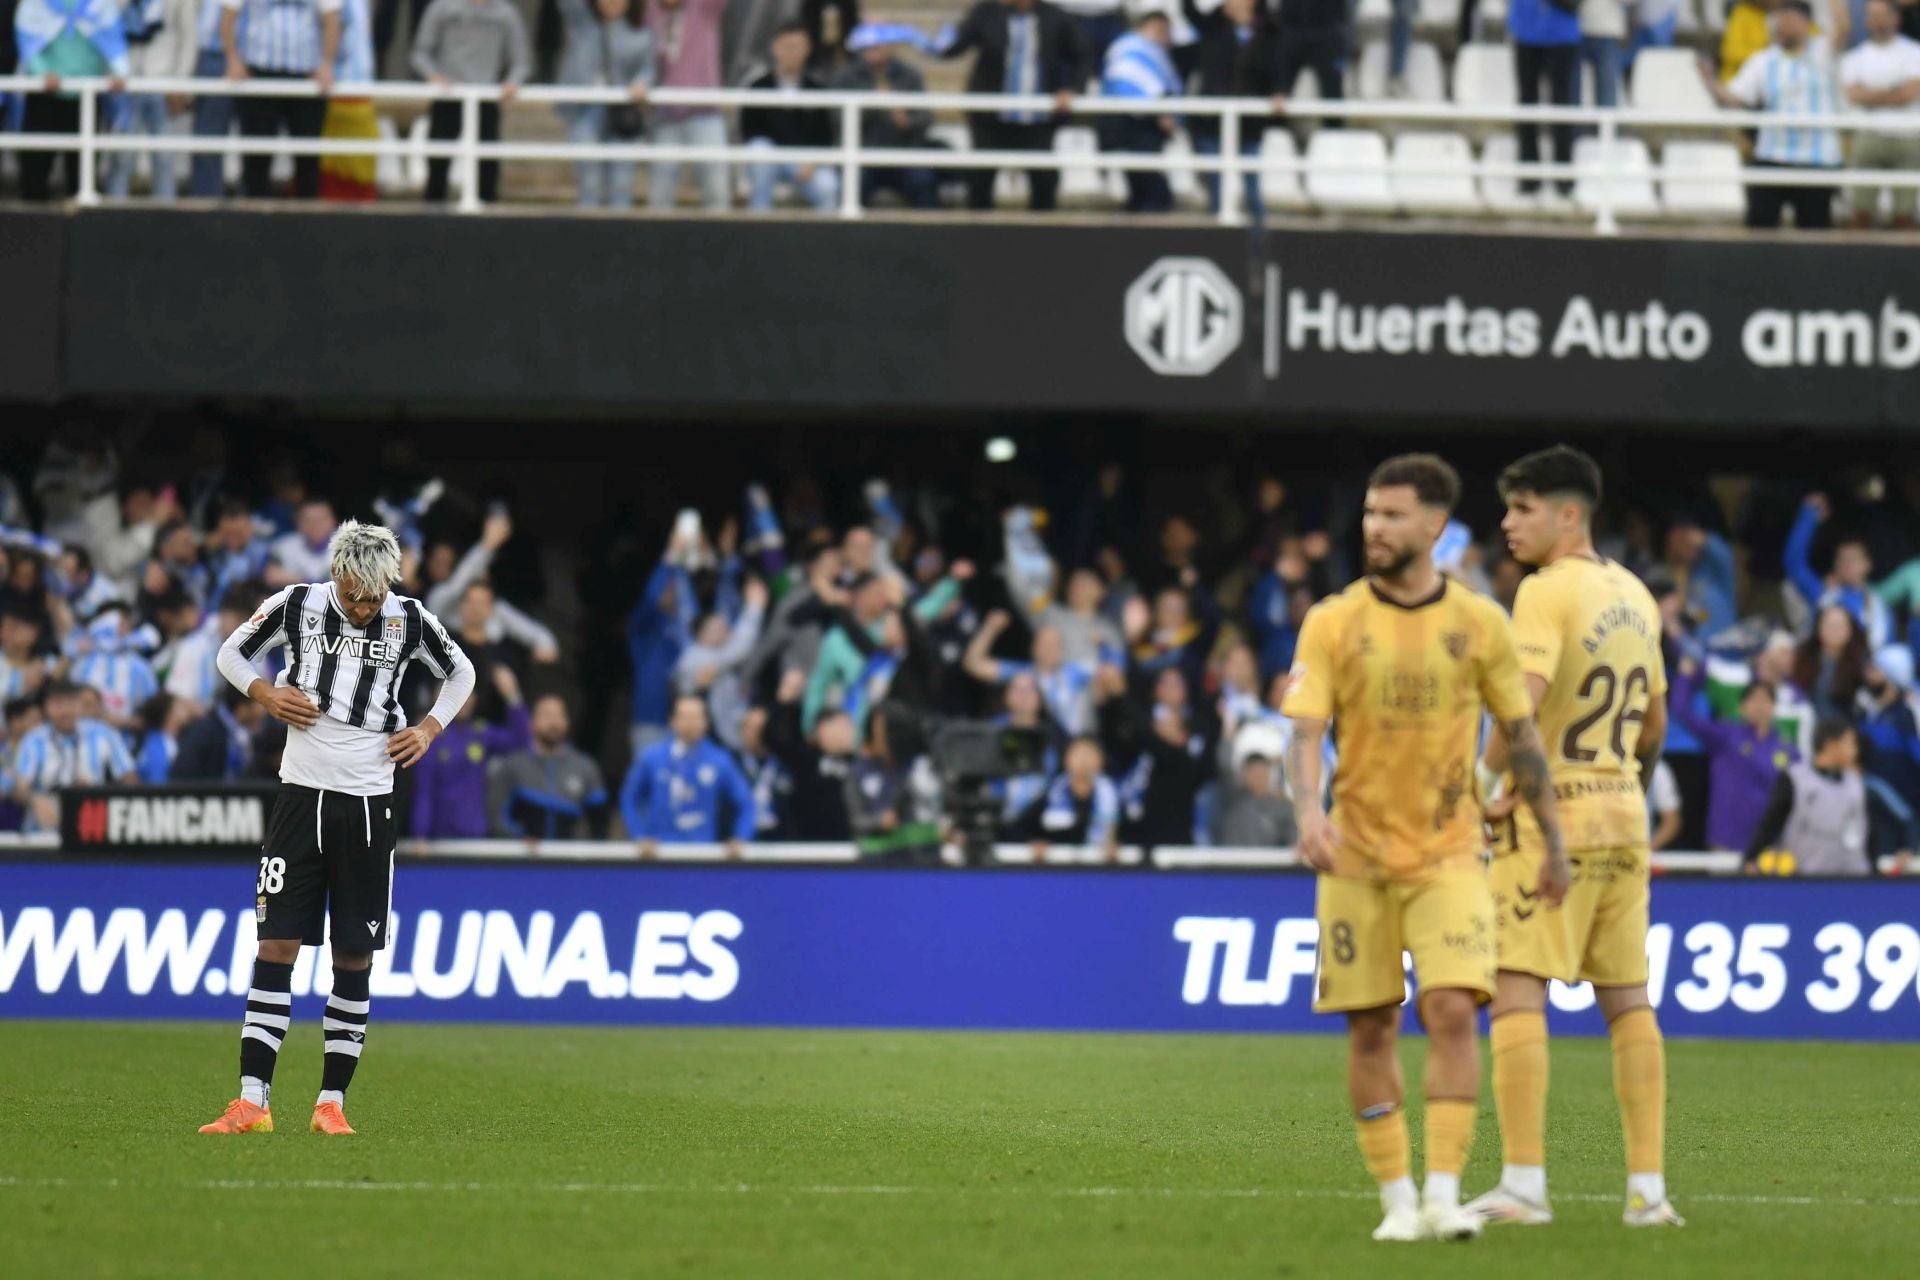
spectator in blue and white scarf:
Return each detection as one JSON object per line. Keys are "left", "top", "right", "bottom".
{"left": 12, "top": 0, "right": 131, "bottom": 200}
{"left": 1017, "top": 735, "right": 1120, "bottom": 858}
{"left": 68, "top": 602, "right": 158, "bottom": 731}
{"left": 1097, "top": 8, "right": 1180, "bottom": 213}
{"left": 963, "top": 609, "right": 1097, "bottom": 735}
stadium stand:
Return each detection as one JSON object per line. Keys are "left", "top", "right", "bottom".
{"left": 1, "top": 422, "right": 1913, "bottom": 878}
{"left": 6, "top": 0, "right": 1917, "bottom": 226}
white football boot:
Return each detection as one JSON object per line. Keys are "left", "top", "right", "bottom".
{"left": 1623, "top": 1194, "right": 1687, "bottom": 1227}
{"left": 1465, "top": 1183, "right": 1555, "bottom": 1226}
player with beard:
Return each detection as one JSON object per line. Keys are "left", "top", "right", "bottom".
{"left": 1283, "top": 454, "right": 1568, "bottom": 1243}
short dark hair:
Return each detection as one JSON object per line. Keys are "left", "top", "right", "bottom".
{"left": 138, "top": 692, "right": 175, "bottom": 734}
{"left": 217, "top": 498, "right": 252, "bottom": 523}
{"left": 63, "top": 544, "right": 93, "bottom": 574}
{"left": 220, "top": 584, "right": 261, "bottom": 616}
{"left": 1, "top": 604, "right": 41, "bottom": 628}
{"left": 1813, "top": 716, "right": 1856, "bottom": 754}
{"left": 1498, "top": 445, "right": 1602, "bottom": 510}
{"left": 5, "top": 694, "right": 39, "bottom": 723}
{"left": 772, "top": 18, "right": 809, "bottom": 39}
{"left": 153, "top": 588, "right": 196, "bottom": 616}
{"left": 1367, "top": 453, "right": 1461, "bottom": 513}
{"left": 1739, "top": 680, "right": 1777, "bottom": 707}
{"left": 42, "top": 679, "right": 82, "bottom": 702}
{"left": 1778, "top": 0, "right": 1813, "bottom": 16}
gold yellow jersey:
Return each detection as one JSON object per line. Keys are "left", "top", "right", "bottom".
{"left": 1505, "top": 555, "right": 1668, "bottom": 853}
{"left": 1283, "top": 577, "right": 1532, "bottom": 881}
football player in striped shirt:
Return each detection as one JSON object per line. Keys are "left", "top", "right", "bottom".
{"left": 198, "top": 521, "right": 474, "bottom": 1137}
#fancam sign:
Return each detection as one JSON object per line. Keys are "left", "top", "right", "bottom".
{"left": 61, "top": 787, "right": 274, "bottom": 852}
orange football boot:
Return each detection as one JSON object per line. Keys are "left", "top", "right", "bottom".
{"left": 199, "top": 1098, "right": 274, "bottom": 1134}
{"left": 310, "top": 1100, "right": 356, "bottom": 1135}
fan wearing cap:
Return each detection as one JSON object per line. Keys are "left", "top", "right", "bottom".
{"left": 832, "top": 23, "right": 942, "bottom": 208}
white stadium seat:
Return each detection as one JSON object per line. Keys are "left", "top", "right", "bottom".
{"left": 1356, "top": 39, "right": 1447, "bottom": 103}
{"left": 1573, "top": 135, "right": 1661, "bottom": 217}
{"left": 1632, "top": 47, "right": 1718, "bottom": 118}
{"left": 1452, "top": 42, "right": 1518, "bottom": 111}
{"left": 1418, "top": 0, "right": 1462, "bottom": 30}
{"left": 377, "top": 117, "right": 411, "bottom": 195}
{"left": 1478, "top": 133, "right": 1537, "bottom": 212}
{"left": 1659, "top": 139, "right": 1746, "bottom": 218}
{"left": 1306, "top": 128, "right": 1397, "bottom": 213}
{"left": 1391, "top": 131, "right": 1485, "bottom": 214}
{"left": 927, "top": 122, "right": 970, "bottom": 152}
{"left": 1257, "top": 128, "right": 1310, "bottom": 210}
{"left": 1053, "top": 126, "right": 1106, "bottom": 200}
{"left": 1164, "top": 127, "right": 1202, "bottom": 202}
{"left": 1356, "top": 0, "right": 1392, "bottom": 24}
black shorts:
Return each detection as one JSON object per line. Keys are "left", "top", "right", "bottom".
{"left": 257, "top": 783, "right": 398, "bottom": 951}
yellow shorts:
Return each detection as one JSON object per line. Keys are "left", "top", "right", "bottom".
{"left": 1489, "top": 841, "right": 1650, "bottom": 987}
{"left": 1312, "top": 868, "right": 1496, "bottom": 1014}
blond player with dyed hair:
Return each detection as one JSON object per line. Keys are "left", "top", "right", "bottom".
{"left": 1284, "top": 453, "right": 1570, "bottom": 1244}
{"left": 1468, "top": 445, "right": 1685, "bottom": 1229}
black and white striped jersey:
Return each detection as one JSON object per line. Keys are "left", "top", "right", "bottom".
{"left": 218, "top": 581, "right": 476, "bottom": 797}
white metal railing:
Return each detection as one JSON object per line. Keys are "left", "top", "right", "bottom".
{"left": 7, "top": 75, "right": 1920, "bottom": 234}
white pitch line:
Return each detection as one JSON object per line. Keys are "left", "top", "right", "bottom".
{"left": 2, "top": 1176, "right": 1915, "bottom": 1210}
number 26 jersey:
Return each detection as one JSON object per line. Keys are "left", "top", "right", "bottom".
{"left": 1508, "top": 556, "right": 1668, "bottom": 853}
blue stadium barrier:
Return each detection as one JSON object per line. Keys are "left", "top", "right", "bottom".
{"left": 2, "top": 861, "right": 1915, "bottom": 1041}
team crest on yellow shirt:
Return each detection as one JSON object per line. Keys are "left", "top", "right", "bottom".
{"left": 1441, "top": 631, "right": 1469, "bottom": 660}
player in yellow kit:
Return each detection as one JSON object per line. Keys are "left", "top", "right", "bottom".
{"left": 1284, "top": 454, "right": 1570, "bottom": 1245}
{"left": 1468, "top": 445, "right": 1685, "bottom": 1229}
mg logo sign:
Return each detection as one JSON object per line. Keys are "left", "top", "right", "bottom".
{"left": 1125, "top": 257, "right": 1244, "bottom": 377}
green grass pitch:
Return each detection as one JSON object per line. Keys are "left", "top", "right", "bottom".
{"left": 3, "top": 1021, "right": 1915, "bottom": 1279}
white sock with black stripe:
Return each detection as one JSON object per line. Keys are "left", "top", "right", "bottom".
{"left": 238, "top": 959, "right": 295, "bottom": 1108}
{"left": 319, "top": 965, "right": 371, "bottom": 1103}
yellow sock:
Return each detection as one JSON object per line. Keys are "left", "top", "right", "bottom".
{"left": 1424, "top": 1099, "right": 1477, "bottom": 1177}
{"left": 1491, "top": 1010, "right": 1549, "bottom": 1168}
{"left": 1610, "top": 1007, "right": 1666, "bottom": 1175}
{"left": 1356, "top": 1106, "right": 1412, "bottom": 1186}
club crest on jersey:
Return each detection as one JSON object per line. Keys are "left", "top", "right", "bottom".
{"left": 1441, "top": 631, "right": 1469, "bottom": 660}
{"left": 386, "top": 616, "right": 405, "bottom": 644}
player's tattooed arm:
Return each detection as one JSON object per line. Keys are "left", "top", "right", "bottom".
{"left": 1287, "top": 717, "right": 1341, "bottom": 872}
{"left": 1502, "top": 716, "right": 1573, "bottom": 905}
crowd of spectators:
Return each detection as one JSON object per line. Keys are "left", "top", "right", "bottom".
{"left": 2, "top": 431, "right": 1916, "bottom": 876}
{"left": 7, "top": 0, "right": 1920, "bottom": 222}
